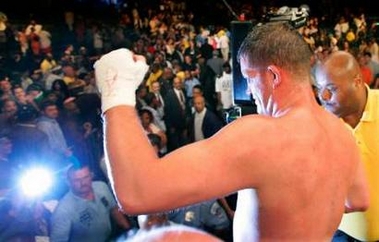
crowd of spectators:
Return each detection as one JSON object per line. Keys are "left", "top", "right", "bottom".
{"left": 0, "top": 0, "right": 378, "bottom": 241}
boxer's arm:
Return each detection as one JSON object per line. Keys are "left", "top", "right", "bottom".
{"left": 103, "top": 106, "right": 273, "bottom": 215}
{"left": 96, "top": 49, "right": 274, "bottom": 215}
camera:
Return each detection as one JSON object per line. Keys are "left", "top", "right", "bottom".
{"left": 264, "top": 5, "right": 310, "bottom": 29}
{"left": 224, "top": 106, "right": 242, "bottom": 124}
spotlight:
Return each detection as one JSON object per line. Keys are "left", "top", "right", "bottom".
{"left": 19, "top": 167, "right": 54, "bottom": 198}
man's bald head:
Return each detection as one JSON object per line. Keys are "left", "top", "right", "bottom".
{"left": 128, "top": 225, "right": 222, "bottom": 242}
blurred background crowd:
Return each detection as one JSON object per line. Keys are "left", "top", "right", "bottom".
{"left": 0, "top": 0, "right": 378, "bottom": 241}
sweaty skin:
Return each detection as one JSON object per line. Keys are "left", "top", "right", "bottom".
{"left": 96, "top": 23, "right": 368, "bottom": 241}
{"left": 104, "top": 88, "right": 367, "bottom": 241}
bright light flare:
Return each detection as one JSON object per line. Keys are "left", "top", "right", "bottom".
{"left": 19, "top": 167, "right": 54, "bottom": 197}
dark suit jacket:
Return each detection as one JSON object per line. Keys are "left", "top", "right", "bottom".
{"left": 164, "top": 89, "right": 189, "bottom": 130}
{"left": 188, "top": 109, "right": 224, "bottom": 142}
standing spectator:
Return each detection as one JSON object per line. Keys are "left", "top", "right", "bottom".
{"left": 217, "top": 29, "right": 230, "bottom": 63}
{"left": 36, "top": 100, "right": 72, "bottom": 165}
{"left": 135, "top": 84, "right": 148, "bottom": 111}
{"left": 183, "top": 70, "right": 200, "bottom": 107}
{"left": 363, "top": 51, "right": 379, "bottom": 86}
{"left": 0, "top": 98, "right": 17, "bottom": 131}
{"left": 12, "top": 85, "right": 40, "bottom": 114}
{"left": 182, "top": 54, "right": 198, "bottom": 74}
{"left": 206, "top": 50, "right": 225, "bottom": 77}
{"left": 145, "top": 63, "right": 163, "bottom": 92}
{"left": 9, "top": 106, "right": 51, "bottom": 167}
{"left": 91, "top": 24, "right": 104, "bottom": 56}
{"left": 0, "top": 12, "right": 16, "bottom": 61}
{"left": 26, "top": 83, "right": 45, "bottom": 107}
{"left": 164, "top": 76, "right": 189, "bottom": 152}
{"left": 184, "top": 40, "right": 201, "bottom": 62}
{"left": 373, "top": 74, "right": 379, "bottom": 89}
{"left": 215, "top": 62, "right": 234, "bottom": 117}
{"left": 357, "top": 54, "right": 373, "bottom": 86}
{"left": 367, "top": 37, "right": 379, "bottom": 63}
{"left": 315, "top": 50, "right": 379, "bottom": 242}
{"left": 27, "top": 26, "right": 41, "bottom": 56}
{"left": 0, "top": 76, "right": 14, "bottom": 101}
{"left": 0, "top": 132, "right": 16, "bottom": 196}
{"left": 50, "top": 79, "right": 70, "bottom": 109}
{"left": 150, "top": 80, "right": 165, "bottom": 120}
{"left": 158, "top": 67, "right": 174, "bottom": 98}
{"left": 40, "top": 52, "right": 57, "bottom": 74}
{"left": 39, "top": 27, "right": 52, "bottom": 55}
{"left": 188, "top": 95, "right": 223, "bottom": 143}
{"left": 50, "top": 164, "right": 131, "bottom": 242}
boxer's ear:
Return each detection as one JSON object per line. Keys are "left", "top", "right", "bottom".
{"left": 267, "top": 65, "right": 280, "bottom": 89}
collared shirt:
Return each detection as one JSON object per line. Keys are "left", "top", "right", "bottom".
{"left": 154, "top": 92, "right": 164, "bottom": 107}
{"left": 154, "top": 92, "right": 165, "bottom": 118}
{"left": 50, "top": 181, "right": 116, "bottom": 242}
{"left": 339, "top": 86, "right": 379, "bottom": 241}
{"left": 194, "top": 108, "right": 206, "bottom": 142}
{"left": 37, "top": 116, "right": 68, "bottom": 154}
{"left": 184, "top": 77, "right": 200, "bottom": 98}
{"left": 174, "top": 88, "right": 186, "bottom": 110}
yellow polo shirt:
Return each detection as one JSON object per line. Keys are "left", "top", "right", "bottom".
{"left": 339, "top": 87, "right": 379, "bottom": 241}
{"left": 145, "top": 69, "right": 163, "bottom": 92}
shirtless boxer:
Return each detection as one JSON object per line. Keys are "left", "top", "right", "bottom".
{"left": 94, "top": 22, "right": 369, "bottom": 241}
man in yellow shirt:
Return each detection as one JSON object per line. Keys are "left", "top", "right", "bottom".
{"left": 145, "top": 63, "right": 163, "bottom": 92}
{"left": 40, "top": 52, "right": 57, "bottom": 74}
{"left": 315, "top": 50, "right": 379, "bottom": 241}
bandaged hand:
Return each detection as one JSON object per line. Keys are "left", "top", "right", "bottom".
{"left": 94, "top": 48, "right": 149, "bottom": 113}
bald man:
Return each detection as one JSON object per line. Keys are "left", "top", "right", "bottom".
{"left": 315, "top": 50, "right": 379, "bottom": 242}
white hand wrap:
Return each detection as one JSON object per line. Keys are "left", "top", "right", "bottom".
{"left": 94, "top": 48, "right": 149, "bottom": 113}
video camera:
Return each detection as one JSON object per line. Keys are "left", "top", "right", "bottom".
{"left": 264, "top": 5, "right": 310, "bottom": 29}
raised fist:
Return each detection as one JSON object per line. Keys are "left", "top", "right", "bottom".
{"left": 94, "top": 48, "right": 149, "bottom": 113}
